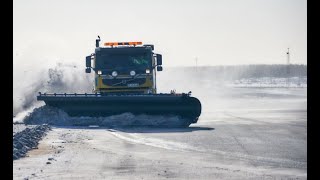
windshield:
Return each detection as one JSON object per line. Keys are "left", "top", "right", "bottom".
{"left": 95, "top": 53, "right": 151, "bottom": 69}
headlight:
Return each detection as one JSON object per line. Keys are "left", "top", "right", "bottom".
{"left": 97, "top": 70, "right": 102, "bottom": 75}
{"left": 146, "top": 69, "right": 150, "bottom": 74}
{"left": 147, "top": 89, "right": 153, "bottom": 94}
{"left": 130, "top": 70, "right": 136, "bottom": 76}
{"left": 112, "top": 71, "right": 118, "bottom": 77}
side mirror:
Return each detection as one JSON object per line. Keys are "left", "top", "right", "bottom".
{"left": 157, "top": 66, "right": 163, "bottom": 71}
{"left": 156, "top": 54, "right": 162, "bottom": 65}
{"left": 85, "top": 68, "right": 91, "bottom": 73}
{"left": 86, "top": 56, "right": 91, "bottom": 67}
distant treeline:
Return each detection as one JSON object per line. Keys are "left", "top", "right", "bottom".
{"left": 166, "top": 64, "right": 307, "bottom": 80}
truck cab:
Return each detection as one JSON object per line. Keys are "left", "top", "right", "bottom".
{"left": 85, "top": 39, "right": 163, "bottom": 94}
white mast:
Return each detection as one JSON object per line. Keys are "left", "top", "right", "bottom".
{"left": 286, "top": 48, "right": 290, "bottom": 87}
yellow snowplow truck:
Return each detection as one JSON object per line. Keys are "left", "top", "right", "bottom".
{"left": 37, "top": 37, "right": 202, "bottom": 127}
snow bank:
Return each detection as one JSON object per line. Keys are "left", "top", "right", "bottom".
{"left": 13, "top": 124, "right": 51, "bottom": 160}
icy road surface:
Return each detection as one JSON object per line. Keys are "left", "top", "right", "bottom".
{"left": 13, "top": 87, "right": 307, "bottom": 179}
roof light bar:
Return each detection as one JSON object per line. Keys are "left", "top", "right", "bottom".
{"left": 104, "top": 42, "right": 142, "bottom": 46}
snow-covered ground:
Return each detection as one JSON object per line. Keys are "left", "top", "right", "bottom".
{"left": 13, "top": 87, "right": 307, "bottom": 179}
{"left": 228, "top": 77, "right": 307, "bottom": 88}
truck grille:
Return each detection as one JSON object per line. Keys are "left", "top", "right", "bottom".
{"left": 102, "top": 78, "right": 146, "bottom": 87}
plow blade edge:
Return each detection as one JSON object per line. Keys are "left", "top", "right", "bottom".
{"left": 37, "top": 94, "right": 201, "bottom": 125}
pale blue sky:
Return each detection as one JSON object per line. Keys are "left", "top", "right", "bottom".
{"left": 13, "top": 0, "right": 307, "bottom": 67}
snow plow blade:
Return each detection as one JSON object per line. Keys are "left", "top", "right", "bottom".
{"left": 37, "top": 93, "right": 201, "bottom": 126}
